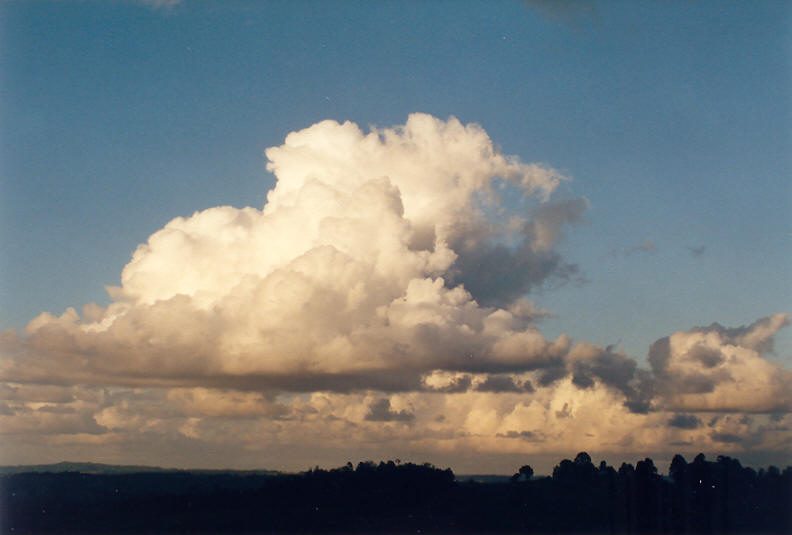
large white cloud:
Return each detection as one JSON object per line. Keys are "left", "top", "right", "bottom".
{"left": 1, "top": 114, "right": 577, "bottom": 391}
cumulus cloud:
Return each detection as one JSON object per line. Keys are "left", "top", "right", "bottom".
{"left": 648, "top": 314, "right": 791, "bottom": 412}
{"left": 0, "top": 114, "right": 789, "bottom": 470}
{"left": 1, "top": 114, "right": 577, "bottom": 393}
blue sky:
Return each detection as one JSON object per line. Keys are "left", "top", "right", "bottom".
{"left": 3, "top": 0, "right": 788, "bottom": 361}
{"left": 0, "top": 1, "right": 790, "bottom": 470}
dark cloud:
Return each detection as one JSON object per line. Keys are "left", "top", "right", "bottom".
{"left": 571, "top": 346, "right": 638, "bottom": 394}
{"left": 476, "top": 375, "right": 533, "bottom": 393}
{"left": 572, "top": 372, "right": 595, "bottom": 389}
{"left": 676, "top": 373, "right": 719, "bottom": 395}
{"left": 668, "top": 414, "right": 701, "bottom": 430}
{"left": 569, "top": 345, "right": 655, "bottom": 414}
{"left": 710, "top": 431, "right": 745, "bottom": 444}
{"left": 624, "top": 370, "right": 657, "bottom": 414}
{"left": 364, "top": 399, "right": 414, "bottom": 422}
{"left": 448, "top": 199, "right": 586, "bottom": 307}
{"left": 688, "top": 345, "right": 725, "bottom": 369}
{"left": 693, "top": 315, "right": 789, "bottom": 355}
{"left": 496, "top": 430, "right": 544, "bottom": 441}
{"left": 648, "top": 336, "right": 671, "bottom": 375}
{"left": 448, "top": 245, "right": 576, "bottom": 308}
{"left": 624, "top": 399, "right": 652, "bottom": 415}
{"left": 538, "top": 365, "right": 569, "bottom": 387}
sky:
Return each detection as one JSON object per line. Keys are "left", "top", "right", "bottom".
{"left": 0, "top": 0, "right": 790, "bottom": 474}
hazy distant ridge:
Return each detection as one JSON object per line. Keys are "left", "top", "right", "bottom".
{"left": 0, "top": 461, "right": 279, "bottom": 475}
{"left": 0, "top": 461, "right": 508, "bottom": 480}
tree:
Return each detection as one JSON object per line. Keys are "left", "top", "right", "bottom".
{"left": 670, "top": 454, "right": 688, "bottom": 483}
{"left": 574, "top": 452, "right": 592, "bottom": 466}
{"left": 519, "top": 465, "right": 534, "bottom": 481}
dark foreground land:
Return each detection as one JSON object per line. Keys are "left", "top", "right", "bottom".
{"left": 1, "top": 453, "right": 790, "bottom": 534}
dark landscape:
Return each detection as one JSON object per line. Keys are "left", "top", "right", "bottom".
{"left": 2, "top": 453, "right": 789, "bottom": 534}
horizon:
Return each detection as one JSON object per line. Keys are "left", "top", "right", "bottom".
{"left": 4, "top": 449, "right": 789, "bottom": 478}
{"left": 1, "top": 0, "right": 790, "bottom": 475}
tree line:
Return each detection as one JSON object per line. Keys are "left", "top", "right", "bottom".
{"left": 1, "top": 453, "right": 789, "bottom": 533}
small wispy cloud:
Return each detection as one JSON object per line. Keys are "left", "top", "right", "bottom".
{"left": 523, "top": 0, "right": 599, "bottom": 27}
{"left": 137, "top": 0, "right": 183, "bottom": 9}
{"left": 603, "top": 240, "right": 657, "bottom": 259}
{"left": 686, "top": 245, "right": 706, "bottom": 258}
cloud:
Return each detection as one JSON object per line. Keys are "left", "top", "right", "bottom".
{"left": 137, "top": 0, "right": 183, "bottom": 8}
{"left": 569, "top": 343, "right": 637, "bottom": 394}
{"left": 1, "top": 114, "right": 578, "bottom": 394}
{"left": 365, "top": 398, "right": 414, "bottom": 422}
{"left": 0, "top": 114, "right": 790, "bottom": 470}
{"left": 648, "top": 314, "right": 792, "bottom": 412}
{"left": 692, "top": 314, "right": 789, "bottom": 355}
{"left": 475, "top": 375, "right": 534, "bottom": 393}
{"left": 668, "top": 414, "right": 701, "bottom": 430}
{"left": 523, "top": 0, "right": 599, "bottom": 28}
{"left": 496, "top": 430, "right": 544, "bottom": 441}
{"left": 447, "top": 199, "right": 586, "bottom": 307}
{"left": 603, "top": 240, "right": 657, "bottom": 259}
{"left": 710, "top": 431, "right": 743, "bottom": 444}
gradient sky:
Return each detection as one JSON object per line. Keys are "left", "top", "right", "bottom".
{"left": 0, "top": 1, "right": 790, "bottom": 473}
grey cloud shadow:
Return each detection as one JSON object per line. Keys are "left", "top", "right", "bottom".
{"left": 476, "top": 375, "right": 534, "bottom": 393}
{"left": 496, "top": 429, "right": 545, "bottom": 442}
{"left": 668, "top": 413, "right": 701, "bottom": 430}
{"left": 447, "top": 199, "right": 586, "bottom": 308}
{"left": 365, "top": 398, "right": 414, "bottom": 422}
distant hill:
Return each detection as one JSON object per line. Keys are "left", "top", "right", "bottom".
{"left": 0, "top": 461, "right": 279, "bottom": 476}
{"left": 0, "top": 463, "right": 515, "bottom": 482}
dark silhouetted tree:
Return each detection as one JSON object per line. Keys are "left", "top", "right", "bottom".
{"left": 518, "top": 465, "right": 534, "bottom": 481}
